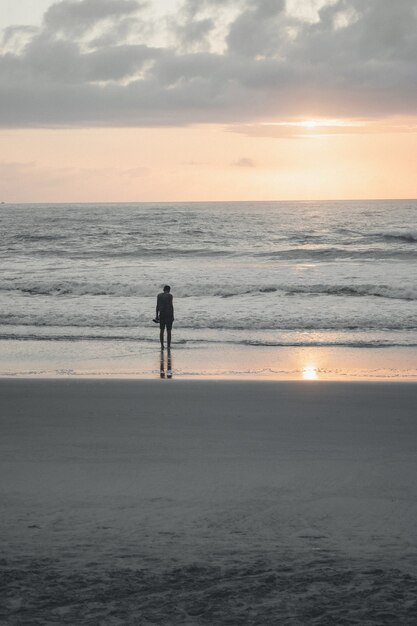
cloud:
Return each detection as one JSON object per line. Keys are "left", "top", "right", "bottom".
{"left": 232, "top": 157, "right": 256, "bottom": 167}
{"left": 226, "top": 0, "right": 286, "bottom": 57}
{"left": 119, "top": 165, "right": 148, "bottom": 177}
{"left": 1, "top": 0, "right": 417, "bottom": 128}
{"left": 43, "top": 0, "right": 142, "bottom": 36}
{"left": 1, "top": 26, "right": 38, "bottom": 54}
{"left": 174, "top": 17, "right": 215, "bottom": 52}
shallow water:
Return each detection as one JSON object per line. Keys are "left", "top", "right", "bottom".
{"left": 1, "top": 200, "right": 416, "bottom": 354}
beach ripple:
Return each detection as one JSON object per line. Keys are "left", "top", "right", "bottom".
{"left": 1, "top": 554, "right": 416, "bottom": 625}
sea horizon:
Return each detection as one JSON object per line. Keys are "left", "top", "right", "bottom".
{"left": 3, "top": 197, "right": 417, "bottom": 205}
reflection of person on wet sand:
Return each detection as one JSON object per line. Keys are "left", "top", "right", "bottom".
{"left": 160, "top": 349, "right": 173, "bottom": 379}
{"left": 156, "top": 285, "right": 174, "bottom": 349}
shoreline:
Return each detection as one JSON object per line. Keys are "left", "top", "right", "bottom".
{"left": 2, "top": 373, "right": 417, "bottom": 381}
{"left": 1, "top": 338, "right": 416, "bottom": 380}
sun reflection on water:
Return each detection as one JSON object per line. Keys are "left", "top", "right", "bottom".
{"left": 302, "top": 363, "right": 318, "bottom": 380}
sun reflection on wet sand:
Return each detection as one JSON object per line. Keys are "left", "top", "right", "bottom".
{"left": 302, "top": 363, "right": 319, "bottom": 380}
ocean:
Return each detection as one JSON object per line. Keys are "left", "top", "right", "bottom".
{"left": 1, "top": 200, "right": 416, "bottom": 377}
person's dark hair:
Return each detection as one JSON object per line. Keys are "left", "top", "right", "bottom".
{"left": 163, "top": 285, "right": 171, "bottom": 292}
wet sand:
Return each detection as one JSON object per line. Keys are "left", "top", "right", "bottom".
{"left": 1, "top": 339, "right": 417, "bottom": 380}
{"left": 1, "top": 380, "right": 417, "bottom": 624}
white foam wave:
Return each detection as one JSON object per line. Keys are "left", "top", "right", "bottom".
{"left": 370, "top": 229, "right": 417, "bottom": 243}
{"left": 0, "top": 331, "right": 415, "bottom": 348}
{"left": 1, "top": 280, "right": 416, "bottom": 301}
{"left": 285, "top": 284, "right": 417, "bottom": 301}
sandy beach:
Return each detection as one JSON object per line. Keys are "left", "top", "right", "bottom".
{"left": 1, "top": 379, "right": 417, "bottom": 624}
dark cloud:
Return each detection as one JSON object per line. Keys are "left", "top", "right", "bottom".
{"left": 1, "top": 0, "right": 417, "bottom": 127}
{"left": 226, "top": 0, "right": 286, "bottom": 57}
{"left": 174, "top": 17, "right": 215, "bottom": 51}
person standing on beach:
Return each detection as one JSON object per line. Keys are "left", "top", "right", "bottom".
{"left": 156, "top": 285, "right": 174, "bottom": 349}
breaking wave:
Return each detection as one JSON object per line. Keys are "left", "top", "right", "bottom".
{"left": 283, "top": 284, "right": 417, "bottom": 301}
{"left": 1, "top": 281, "right": 416, "bottom": 301}
{"left": 369, "top": 229, "right": 417, "bottom": 243}
{"left": 259, "top": 248, "right": 417, "bottom": 260}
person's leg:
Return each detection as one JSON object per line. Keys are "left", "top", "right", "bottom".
{"left": 159, "top": 322, "right": 165, "bottom": 348}
{"left": 167, "top": 320, "right": 172, "bottom": 349}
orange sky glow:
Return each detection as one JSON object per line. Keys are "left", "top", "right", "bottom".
{"left": 1, "top": 121, "right": 416, "bottom": 202}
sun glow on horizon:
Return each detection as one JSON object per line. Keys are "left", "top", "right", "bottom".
{"left": 262, "top": 119, "right": 365, "bottom": 130}
{"left": 301, "top": 120, "right": 321, "bottom": 129}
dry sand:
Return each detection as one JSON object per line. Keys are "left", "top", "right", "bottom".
{"left": 1, "top": 380, "right": 417, "bottom": 625}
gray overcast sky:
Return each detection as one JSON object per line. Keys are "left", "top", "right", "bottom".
{"left": 1, "top": 0, "right": 417, "bottom": 128}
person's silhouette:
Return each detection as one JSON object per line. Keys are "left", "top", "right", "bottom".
{"left": 156, "top": 285, "right": 174, "bottom": 349}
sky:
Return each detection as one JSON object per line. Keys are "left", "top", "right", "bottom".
{"left": 1, "top": 0, "right": 416, "bottom": 202}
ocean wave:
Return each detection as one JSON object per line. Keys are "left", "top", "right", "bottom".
{"left": 106, "top": 247, "right": 230, "bottom": 258}
{"left": 368, "top": 229, "right": 417, "bottom": 243}
{"left": 240, "top": 339, "right": 417, "bottom": 348}
{"left": 258, "top": 248, "right": 417, "bottom": 260}
{"left": 0, "top": 332, "right": 416, "bottom": 348}
{"left": 284, "top": 284, "right": 417, "bottom": 301}
{"left": 336, "top": 228, "right": 417, "bottom": 244}
{"left": 38, "top": 247, "right": 417, "bottom": 261}
{"left": 13, "top": 233, "right": 67, "bottom": 242}
{"left": 217, "top": 283, "right": 417, "bottom": 301}
{"left": 1, "top": 281, "right": 416, "bottom": 301}
{"left": 1, "top": 315, "right": 416, "bottom": 331}
{"left": 7, "top": 245, "right": 232, "bottom": 259}
{"left": 5, "top": 239, "right": 417, "bottom": 261}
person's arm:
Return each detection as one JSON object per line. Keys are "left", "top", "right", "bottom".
{"left": 156, "top": 295, "right": 160, "bottom": 319}
{"left": 171, "top": 295, "right": 174, "bottom": 321}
